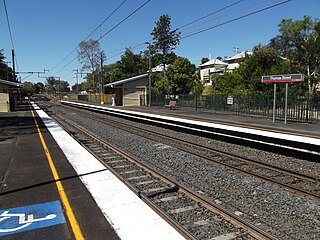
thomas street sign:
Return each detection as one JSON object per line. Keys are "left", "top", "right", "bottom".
{"left": 261, "top": 74, "right": 304, "bottom": 124}
{"left": 261, "top": 74, "right": 304, "bottom": 83}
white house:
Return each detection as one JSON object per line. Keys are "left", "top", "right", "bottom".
{"left": 199, "top": 51, "right": 252, "bottom": 86}
{"left": 199, "top": 59, "right": 228, "bottom": 86}
{"left": 225, "top": 51, "right": 252, "bottom": 71}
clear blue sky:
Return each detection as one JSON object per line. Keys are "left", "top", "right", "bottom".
{"left": 1, "top": 0, "right": 319, "bottom": 86}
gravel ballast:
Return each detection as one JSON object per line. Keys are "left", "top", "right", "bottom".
{"left": 48, "top": 104, "right": 320, "bottom": 240}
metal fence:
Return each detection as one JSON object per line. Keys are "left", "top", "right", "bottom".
{"left": 150, "top": 93, "right": 320, "bottom": 123}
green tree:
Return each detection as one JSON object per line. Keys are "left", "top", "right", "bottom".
{"left": 71, "top": 81, "right": 87, "bottom": 93}
{"left": 0, "top": 49, "right": 4, "bottom": 63}
{"left": 21, "top": 81, "right": 36, "bottom": 97}
{"left": 216, "top": 45, "right": 291, "bottom": 95}
{"left": 162, "top": 57, "right": 196, "bottom": 94}
{"left": 34, "top": 82, "right": 45, "bottom": 94}
{"left": 0, "top": 49, "right": 13, "bottom": 81}
{"left": 118, "top": 48, "right": 147, "bottom": 78}
{"left": 57, "top": 80, "right": 70, "bottom": 92}
{"left": 45, "top": 76, "right": 57, "bottom": 95}
{"left": 269, "top": 16, "right": 320, "bottom": 95}
{"left": 151, "top": 14, "right": 180, "bottom": 68}
{"left": 103, "top": 49, "right": 148, "bottom": 84}
{"left": 201, "top": 57, "right": 209, "bottom": 64}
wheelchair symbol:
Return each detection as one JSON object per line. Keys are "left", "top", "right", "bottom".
{"left": 0, "top": 211, "right": 56, "bottom": 233}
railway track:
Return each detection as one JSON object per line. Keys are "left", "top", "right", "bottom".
{"left": 55, "top": 103, "right": 320, "bottom": 201}
{"left": 47, "top": 108, "right": 277, "bottom": 240}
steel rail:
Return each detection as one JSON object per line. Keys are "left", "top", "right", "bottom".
{"left": 58, "top": 102, "right": 320, "bottom": 201}
{"left": 51, "top": 110, "right": 277, "bottom": 240}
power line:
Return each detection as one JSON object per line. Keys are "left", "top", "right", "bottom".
{"left": 178, "top": 0, "right": 269, "bottom": 33}
{"left": 107, "top": 42, "right": 147, "bottom": 60}
{"left": 84, "top": 0, "right": 127, "bottom": 41}
{"left": 55, "top": 0, "right": 290, "bottom": 82}
{"left": 3, "top": 0, "right": 19, "bottom": 73}
{"left": 106, "top": 1, "right": 249, "bottom": 61}
{"left": 50, "top": 0, "right": 127, "bottom": 73}
{"left": 97, "top": 1, "right": 271, "bottom": 63}
{"left": 53, "top": 0, "right": 151, "bottom": 76}
{"left": 98, "top": 0, "right": 150, "bottom": 41}
{"left": 177, "top": 0, "right": 245, "bottom": 31}
{"left": 180, "top": 0, "right": 291, "bottom": 40}
{"left": 3, "top": 0, "right": 14, "bottom": 49}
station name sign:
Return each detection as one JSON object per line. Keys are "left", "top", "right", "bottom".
{"left": 261, "top": 74, "right": 304, "bottom": 83}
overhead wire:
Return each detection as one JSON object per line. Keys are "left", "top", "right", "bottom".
{"left": 177, "top": 0, "right": 245, "bottom": 31}
{"left": 3, "top": 0, "right": 19, "bottom": 72}
{"left": 50, "top": 0, "right": 127, "bottom": 73}
{"left": 180, "top": 0, "right": 291, "bottom": 40}
{"left": 3, "top": 0, "right": 14, "bottom": 49}
{"left": 105, "top": 1, "right": 247, "bottom": 60}
{"left": 55, "top": 0, "right": 291, "bottom": 81}
{"left": 52, "top": 0, "right": 151, "bottom": 76}
{"left": 178, "top": 0, "right": 270, "bottom": 32}
{"left": 105, "top": 0, "right": 285, "bottom": 63}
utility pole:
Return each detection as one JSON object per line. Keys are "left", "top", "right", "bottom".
{"left": 56, "top": 76, "right": 61, "bottom": 99}
{"left": 73, "top": 69, "right": 79, "bottom": 94}
{"left": 73, "top": 70, "right": 90, "bottom": 94}
{"left": 100, "top": 53, "right": 104, "bottom": 104}
{"left": 12, "top": 49, "right": 16, "bottom": 81}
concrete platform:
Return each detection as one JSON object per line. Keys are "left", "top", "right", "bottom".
{"left": 0, "top": 103, "right": 119, "bottom": 239}
{"left": 0, "top": 103, "right": 184, "bottom": 240}
{"left": 74, "top": 100, "right": 320, "bottom": 138}
{"left": 120, "top": 106, "right": 320, "bottom": 138}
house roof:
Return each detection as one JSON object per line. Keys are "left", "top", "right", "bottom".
{"left": 0, "top": 79, "right": 23, "bottom": 88}
{"left": 150, "top": 64, "right": 168, "bottom": 72}
{"left": 226, "top": 51, "right": 252, "bottom": 61}
{"left": 105, "top": 73, "right": 148, "bottom": 87}
{"left": 199, "top": 58, "right": 227, "bottom": 67}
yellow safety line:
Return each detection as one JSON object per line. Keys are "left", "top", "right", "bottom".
{"left": 30, "top": 108, "right": 84, "bottom": 240}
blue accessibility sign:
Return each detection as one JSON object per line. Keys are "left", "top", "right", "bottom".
{"left": 0, "top": 200, "right": 66, "bottom": 236}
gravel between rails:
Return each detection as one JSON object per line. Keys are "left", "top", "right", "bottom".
{"left": 47, "top": 104, "right": 320, "bottom": 240}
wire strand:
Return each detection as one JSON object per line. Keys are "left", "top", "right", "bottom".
{"left": 53, "top": 0, "right": 151, "bottom": 76}
{"left": 181, "top": 0, "right": 291, "bottom": 40}
{"left": 3, "top": 0, "right": 14, "bottom": 49}
{"left": 50, "top": 0, "right": 127, "bottom": 72}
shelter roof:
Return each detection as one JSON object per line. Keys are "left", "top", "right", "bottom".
{"left": 105, "top": 73, "right": 148, "bottom": 87}
{"left": 0, "top": 79, "right": 23, "bottom": 88}
{"left": 106, "top": 63, "right": 167, "bottom": 88}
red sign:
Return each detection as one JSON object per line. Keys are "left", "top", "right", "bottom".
{"left": 262, "top": 74, "right": 304, "bottom": 83}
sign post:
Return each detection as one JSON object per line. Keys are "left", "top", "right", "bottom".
{"left": 284, "top": 83, "right": 289, "bottom": 124}
{"left": 273, "top": 83, "right": 276, "bottom": 123}
{"left": 261, "top": 74, "right": 304, "bottom": 124}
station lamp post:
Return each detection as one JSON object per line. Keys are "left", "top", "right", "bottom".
{"left": 145, "top": 42, "right": 152, "bottom": 107}
{"left": 73, "top": 69, "right": 79, "bottom": 94}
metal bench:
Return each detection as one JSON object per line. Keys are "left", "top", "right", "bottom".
{"left": 165, "top": 100, "right": 178, "bottom": 110}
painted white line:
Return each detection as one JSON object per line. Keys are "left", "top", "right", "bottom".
{"left": 32, "top": 103, "right": 185, "bottom": 240}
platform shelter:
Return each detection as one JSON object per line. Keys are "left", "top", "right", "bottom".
{"left": 0, "top": 79, "right": 23, "bottom": 112}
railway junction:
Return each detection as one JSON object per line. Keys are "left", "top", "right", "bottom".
{"left": 0, "top": 100, "right": 319, "bottom": 240}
